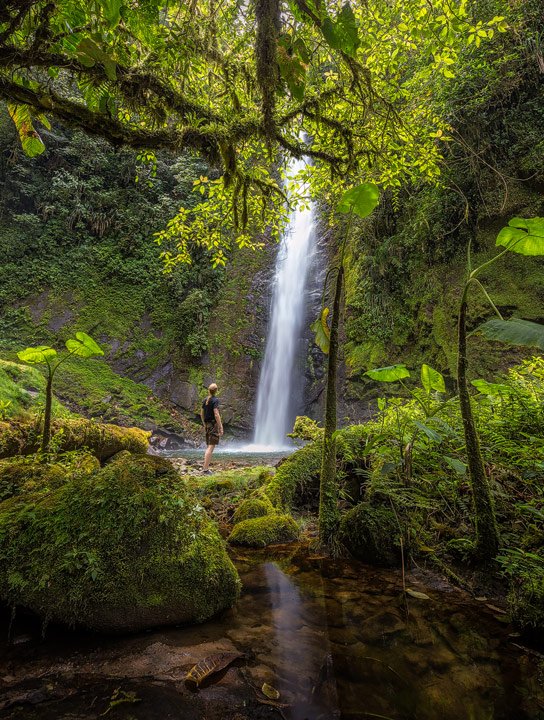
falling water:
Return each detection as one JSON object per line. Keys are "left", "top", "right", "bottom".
{"left": 252, "top": 156, "right": 315, "bottom": 449}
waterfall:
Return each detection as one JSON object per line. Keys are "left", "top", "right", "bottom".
{"left": 252, "top": 156, "right": 315, "bottom": 449}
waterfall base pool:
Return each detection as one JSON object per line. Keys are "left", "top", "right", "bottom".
{"left": 1, "top": 548, "right": 543, "bottom": 719}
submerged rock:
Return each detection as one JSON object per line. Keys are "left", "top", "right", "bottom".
{"left": 0, "top": 451, "right": 240, "bottom": 632}
{"left": 339, "top": 503, "right": 401, "bottom": 567}
{"left": 228, "top": 514, "right": 299, "bottom": 547}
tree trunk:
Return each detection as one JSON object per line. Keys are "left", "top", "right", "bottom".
{"left": 318, "top": 263, "right": 343, "bottom": 545}
{"left": 41, "top": 374, "right": 53, "bottom": 453}
{"left": 457, "top": 293, "right": 499, "bottom": 561}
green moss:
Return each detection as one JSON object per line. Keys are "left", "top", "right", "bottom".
{"left": 0, "top": 418, "right": 149, "bottom": 460}
{"left": 228, "top": 514, "right": 299, "bottom": 547}
{"left": 192, "top": 466, "right": 272, "bottom": 497}
{"left": 508, "top": 576, "right": 544, "bottom": 630}
{"left": 232, "top": 496, "right": 274, "bottom": 524}
{"left": 0, "top": 360, "right": 68, "bottom": 419}
{"left": 339, "top": 503, "right": 401, "bottom": 567}
{"left": 0, "top": 451, "right": 240, "bottom": 631}
{"left": 0, "top": 451, "right": 99, "bottom": 502}
{"left": 265, "top": 442, "right": 322, "bottom": 509}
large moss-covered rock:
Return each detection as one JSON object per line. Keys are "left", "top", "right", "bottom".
{"left": 0, "top": 451, "right": 99, "bottom": 502}
{"left": 265, "top": 442, "right": 322, "bottom": 509}
{"left": 0, "top": 418, "right": 149, "bottom": 460}
{"left": 339, "top": 503, "right": 401, "bottom": 567}
{"left": 232, "top": 496, "right": 274, "bottom": 524}
{"left": 228, "top": 514, "right": 299, "bottom": 548}
{"left": 0, "top": 452, "right": 240, "bottom": 632}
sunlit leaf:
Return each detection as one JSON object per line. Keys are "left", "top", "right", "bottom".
{"left": 7, "top": 104, "right": 46, "bottom": 157}
{"left": 476, "top": 318, "right": 544, "bottom": 350}
{"left": 365, "top": 364, "right": 410, "bottom": 382}
{"left": 420, "top": 363, "right": 445, "bottom": 394}
{"left": 496, "top": 217, "right": 544, "bottom": 256}
{"left": 65, "top": 332, "right": 104, "bottom": 358}
{"left": 17, "top": 345, "right": 57, "bottom": 364}
{"left": 311, "top": 307, "right": 330, "bottom": 354}
{"left": 337, "top": 183, "right": 380, "bottom": 218}
{"left": 471, "top": 379, "right": 513, "bottom": 396}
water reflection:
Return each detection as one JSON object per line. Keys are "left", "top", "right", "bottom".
{"left": 263, "top": 562, "right": 339, "bottom": 719}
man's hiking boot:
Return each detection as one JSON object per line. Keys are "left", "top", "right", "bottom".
{"left": 202, "top": 469, "right": 213, "bottom": 475}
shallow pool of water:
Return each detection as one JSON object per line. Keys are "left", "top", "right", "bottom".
{"left": 1, "top": 550, "right": 543, "bottom": 719}
{"left": 161, "top": 444, "right": 297, "bottom": 468}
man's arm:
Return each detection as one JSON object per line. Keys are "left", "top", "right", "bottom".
{"left": 200, "top": 408, "right": 205, "bottom": 427}
{"left": 214, "top": 407, "right": 224, "bottom": 435}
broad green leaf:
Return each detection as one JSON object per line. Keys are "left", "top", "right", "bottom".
{"left": 414, "top": 420, "right": 442, "bottom": 443}
{"left": 444, "top": 456, "right": 467, "bottom": 476}
{"left": 476, "top": 318, "right": 544, "bottom": 350}
{"left": 277, "top": 35, "right": 306, "bottom": 101}
{"left": 310, "top": 308, "right": 330, "bottom": 354}
{"left": 420, "top": 363, "right": 445, "bottom": 394}
{"left": 322, "top": 3, "right": 360, "bottom": 57}
{"left": 496, "top": 217, "right": 544, "bottom": 256}
{"left": 98, "top": 0, "right": 122, "bottom": 27}
{"left": 365, "top": 364, "right": 410, "bottom": 382}
{"left": 471, "top": 379, "right": 513, "bottom": 396}
{"left": 7, "top": 104, "right": 46, "bottom": 157}
{"left": 337, "top": 183, "right": 380, "bottom": 218}
{"left": 17, "top": 346, "right": 57, "bottom": 364}
{"left": 66, "top": 332, "right": 104, "bottom": 358}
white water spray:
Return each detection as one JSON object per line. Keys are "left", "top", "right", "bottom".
{"left": 251, "top": 156, "right": 316, "bottom": 449}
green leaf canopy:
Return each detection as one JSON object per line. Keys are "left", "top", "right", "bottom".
{"left": 337, "top": 183, "right": 380, "bottom": 218}
{"left": 471, "top": 379, "right": 513, "bottom": 396}
{"left": 17, "top": 346, "right": 57, "bottom": 364}
{"left": 365, "top": 364, "right": 411, "bottom": 382}
{"left": 496, "top": 217, "right": 544, "bottom": 256}
{"left": 476, "top": 318, "right": 544, "bottom": 350}
{"left": 65, "top": 332, "right": 104, "bottom": 358}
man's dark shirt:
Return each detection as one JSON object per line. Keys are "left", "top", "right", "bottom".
{"left": 202, "top": 396, "right": 219, "bottom": 423}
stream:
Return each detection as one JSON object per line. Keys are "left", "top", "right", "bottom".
{"left": 1, "top": 548, "right": 543, "bottom": 720}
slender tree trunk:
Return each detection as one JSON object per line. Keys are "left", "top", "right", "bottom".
{"left": 318, "top": 263, "right": 343, "bottom": 545}
{"left": 41, "top": 373, "right": 53, "bottom": 453}
{"left": 457, "top": 291, "right": 499, "bottom": 561}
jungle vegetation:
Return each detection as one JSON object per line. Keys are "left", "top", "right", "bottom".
{"left": 0, "top": 0, "right": 543, "bottom": 624}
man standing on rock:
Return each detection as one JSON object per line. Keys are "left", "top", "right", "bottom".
{"left": 201, "top": 383, "right": 223, "bottom": 474}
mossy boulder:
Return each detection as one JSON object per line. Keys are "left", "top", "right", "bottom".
{"left": 0, "top": 418, "right": 149, "bottom": 460}
{"left": 265, "top": 442, "right": 322, "bottom": 509}
{"left": 228, "top": 514, "right": 299, "bottom": 548}
{"left": 0, "top": 451, "right": 240, "bottom": 632}
{"left": 232, "top": 496, "right": 275, "bottom": 524}
{"left": 0, "top": 451, "right": 99, "bottom": 502}
{"left": 339, "top": 503, "right": 401, "bottom": 567}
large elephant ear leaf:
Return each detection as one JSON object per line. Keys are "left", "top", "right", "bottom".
{"left": 365, "top": 364, "right": 410, "bottom": 382}
{"left": 17, "top": 346, "right": 57, "bottom": 364}
{"left": 496, "top": 217, "right": 544, "bottom": 256}
{"left": 311, "top": 308, "right": 331, "bottom": 354}
{"left": 420, "top": 363, "right": 445, "bottom": 394}
{"left": 476, "top": 318, "right": 544, "bottom": 350}
{"left": 66, "top": 332, "right": 104, "bottom": 357}
{"left": 337, "top": 182, "right": 380, "bottom": 218}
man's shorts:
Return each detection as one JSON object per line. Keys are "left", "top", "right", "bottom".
{"left": 205, "top": 421, "right": 220, "bottom": 446}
